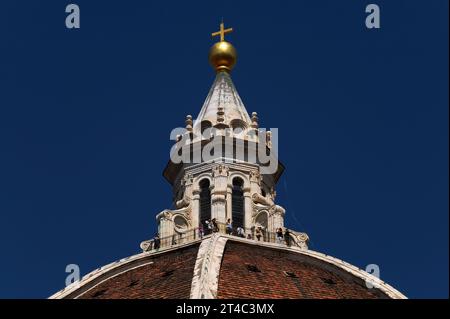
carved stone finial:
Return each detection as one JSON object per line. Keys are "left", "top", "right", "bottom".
{"left": 266, "top": 131, "right": 272, "bottom": 148}
{"left": 185, "top": 115, "right": 193, "bottom": 132}
{"left": 251, "top": 112, "right": 259, "bottom": 129}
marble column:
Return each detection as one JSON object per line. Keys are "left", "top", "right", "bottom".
{"left": 243, "top": 188, "right": 252, "bottom": 230}
{"left": 226, "top": 183, "right": 232, "bottom": 221}
{"left": 192, "top": 188, "right": 200, "bottom": 229}
{"left": 211, "top": 165, "right": 229, "bottom": 228}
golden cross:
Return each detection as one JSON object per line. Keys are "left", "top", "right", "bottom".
{"left": 211, "top": 22, "right": 233, "bottom": 42}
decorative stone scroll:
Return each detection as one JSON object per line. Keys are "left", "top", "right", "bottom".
{"left": 289, "top": 231, "right": 310, "bottom": 250}
{"left": 190, "top": 234, "right": 228, "bottom": 299}
{"left": 140, "top": 240, "right": 153, "bottom": 252}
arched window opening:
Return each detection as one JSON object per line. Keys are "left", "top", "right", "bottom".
{"left": 232, "top": 177, "right": 245, "bottom": 229}
{"left": 199, "top": 179, "right": 211, "bottom": 229}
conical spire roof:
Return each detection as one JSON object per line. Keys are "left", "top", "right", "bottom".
{"left": 193, "top": 71, "right": 252, "bottom": 131}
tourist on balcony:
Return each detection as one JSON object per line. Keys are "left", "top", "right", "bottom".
{"left": 255, "top": 226, "right": 262, "bottom": 241}
{"left": 205, "top": 219, "right": 212, "bottom": 235}
{"left": 198, "top": 224, "right": 204, "bottom": 239}
{"left": 237, "top": 226, "right": 245, "bottom": 238}
{"left": 153, "top": 234, "right": 161, "bottom": 251}
{"left": 211, "top": 218, "right": 219, "bottom": 232}
{"left": 284, "top": 228, "right": 291, "bottom": 247}
{"left": 226, "top": 219, "right": 233, "bottom": 235}
{"left": 276, "top": 228, "right": 284, "bottom": 244}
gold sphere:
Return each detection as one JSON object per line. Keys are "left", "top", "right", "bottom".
{"left": 208, "top": 41, "right": 237, "bottom": 72}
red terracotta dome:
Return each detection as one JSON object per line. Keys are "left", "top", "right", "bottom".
{"left": 50, "top": 234, "right": 405, "bottom": 299}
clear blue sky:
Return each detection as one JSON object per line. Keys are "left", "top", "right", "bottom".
{"left": 0, "top": 0, "right": 448, "bottom": 298}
